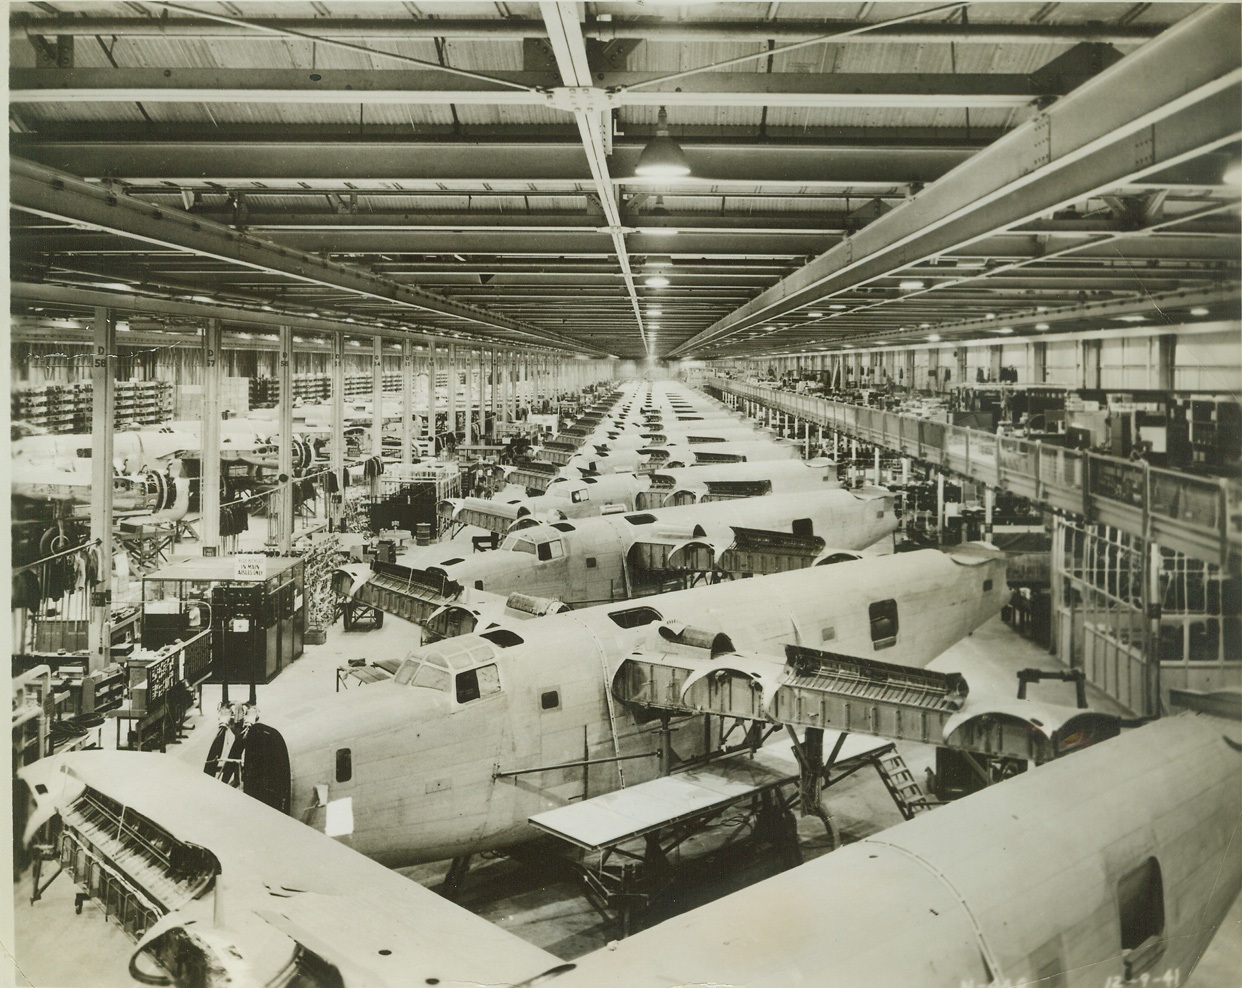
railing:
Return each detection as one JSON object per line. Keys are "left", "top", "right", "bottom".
{"left": 708, "top": 378, "right": 1242, "bottom": 573}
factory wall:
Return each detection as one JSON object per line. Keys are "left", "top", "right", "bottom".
{"left": 744, "top": 321, "right": 1240, "bottom": 396}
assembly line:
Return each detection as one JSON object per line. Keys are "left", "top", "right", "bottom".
{"left": 11, "top": 377, "right": 1241, "bottom": 988}
{"left": 8, "top": 7, "right": 1242, "bottom": 979}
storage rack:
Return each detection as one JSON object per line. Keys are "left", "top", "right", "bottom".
{"left": 12, "top": 381, "right": 172, "bottom": 434}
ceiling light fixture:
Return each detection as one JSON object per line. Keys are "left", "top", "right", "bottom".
{"left": 829, "top": 304, "right": 848, "bottom": 310}
{"left": 644, "top": 275, "right": 670, "bottom": 287}
{"left": 1190, "top": 306, "right": 1210, "bottom": 316}
{"left": 985, "top": 312, "right": 996, "bottom": 320}
{"left": 995, "top": 327, "right": 1014, "bottom": 334}
{"left": 1035, "top": 323, "right": 1050, "bottom": 331}
{"left": 927, "top": 334, "right": 941, "bottom": 342}
{"left": 807, "top": 311, "right": 823, "bottom": 318}
{"left": 636, "top": 107, "right": 691, "bottom": 177}
{"left": 116, "top": 321, "right": 131, "bottom": 332}
{"left": 1114, "top": 314, "right": 1147, "bottom": 323}
{"left": 646, "top": 195, "right": 679, "bottom": 236}
{"left": 1224, "top": 159, "right": 1242, "bottom": 186}
{"left": 899, "top": 279, "right": 925, "bottom": 290}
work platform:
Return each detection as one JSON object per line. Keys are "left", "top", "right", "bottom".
{"left": 526, "top": 734, "right": 896, "bottom": 937}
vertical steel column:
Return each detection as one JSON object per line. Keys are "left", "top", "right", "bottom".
{"left": 368, "top": 336, "right": 384, "bottom": 506}
{"left": 87, "top": 307, "right": 116, "bottom": 674}
{"left": 200, "top": 319, "right": 222, "bottom": 554}
{"left": 936, "top": 472, "right": 946, "bottom": 546}
{"left": 477, "top": 349, "right": 486, "bottom": 441}
{"left": 874, "top": 446, "right": 881, "bottom": 486}
{"left": 462, "top": 347, "right": 474, "bottom": 447}
{"left": 276, "top": 325, "right": 294, "bottom": 552}
{"left": 447, "top": 344, "right": 458, "bottom": 452}
{"left": 329, "top": 333, "right": 345, "bottom": 529}
{"left": 984, "top": 486, "right": 995, "bottom": 542}
{"left": 426, "top": 339, "right": 438, "bottom": 443}
{"left": 371, "top": 337, "right": 384, "bottom": 460}
{"left": 401, "top": 340, "right": 414, "bottom": 466}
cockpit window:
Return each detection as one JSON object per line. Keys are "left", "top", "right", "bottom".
{"left": 394, "top": 637, "right": 499, "bottom": 692}
{"left": 501, "top": 535, "right": 537, "bottom": 554}
{"left": 571, "top": 489, "right": 588, "bottom": 503}
{"left": 537, "top": 540, "right": 564, "bottom": 562}
{"left": 456, "top": 664, "right": 501, "bottom": 704}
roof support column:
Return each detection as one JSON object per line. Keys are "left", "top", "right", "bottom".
{"left": 329, "top": 332, "right": 345, "bottom": 530}
{"left": 426, "top": 339, "right": 437, "bottom": 443}
{"left": 200, "top": 319, "right": 222, "bottom": 555}
{"left": 275, "top": 325, "right": 294, "bottom": 553}
{"left": 447, "top": 344, "right": 458, "bottom": 454}
{"left": 401, "top": 340, "right": 414, "bottom": 466}
{"left": 370, "top": 336, "right": 384, "bottom": 500}
{"left": 88, "top": 306, "right": 115, "bottom": 675}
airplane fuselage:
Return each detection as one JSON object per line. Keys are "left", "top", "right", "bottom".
{"left": 274, "top": 547, "right": 1009, "bottom": 864}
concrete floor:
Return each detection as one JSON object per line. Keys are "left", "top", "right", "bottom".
{"left": 10, "top": 555, "right": 1242, "bottom": 986}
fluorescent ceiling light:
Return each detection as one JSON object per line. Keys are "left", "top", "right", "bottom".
{"left": 899, "top": 279, "right": 925, "bottom": 290}
{"left": 1035, "top": 323, "right": 1050, "bottom": 331}
{"left": 829, "top": 304, "right": 848, "bottom": 310}
{"left": 1114, "top": 314, "right": 1147, "bottom": 323}
{"left": 644, "top": 276, "right": 670, "bottom": 287}
{"left": 995, "top": 327, "right": 1014, "bottom": 334}
{"left": 985, "top": 312, "right": 996, "bottom": 320}
{"left": 1190, "top": 306, "right": 1210, "bottom": 316}
{"left": 807, "top": 311, "right": 823, "bottom": 318}
{"left": 927, "top": 334, "right": 941, "bottom": 342}
{"left": 1224, "top": 160, "right": 1242, "bottom": 186}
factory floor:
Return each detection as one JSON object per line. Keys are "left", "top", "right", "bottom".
{"left": 11, "top": 560, "right": 1242, "bottom": 987}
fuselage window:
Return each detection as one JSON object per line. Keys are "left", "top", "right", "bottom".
{"left": 983, "top": 579, "right": 993, "bottom": 592}
{"left": 869, "top": 599, "right": 899, "bottom": 649}
{"left": 335, "top": 748, "right": 352, "bottom": 783}
{"left": 511, "top": 539, "right": 536, "bottom": 555}
{"left": 1118, "top": 857, "right": 1165, "bottom": 978}
{"left": 540, "top": 690, "right": 561, "bottom": 711}
{"left": 537, "top": 540, "right": 565, "bottom": 562}
{"left": 608, "top": 605, "right": 662, "bottom": 628}
{"left": 480, "top": 629, "right": 524, "bottom": 648}
{"left": 571, "top": 489, "right": 588, "bottom": 503}
{"left": 456, "top": 664, "right": 501, "bottom": 704}
{"left": 624, "top": 513, "right": 657, "bottom": 525}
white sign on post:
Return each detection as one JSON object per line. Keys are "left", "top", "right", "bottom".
{"left": 233, "top": 554, "right": 266, "bottom": 580}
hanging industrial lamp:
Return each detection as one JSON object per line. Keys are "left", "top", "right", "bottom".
{"left": 636, "top": 106, "right": 691, "bottom": 177}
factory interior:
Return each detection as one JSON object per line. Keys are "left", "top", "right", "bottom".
{"left": 6, "top": 3, "right": 1242, "bottom": 987}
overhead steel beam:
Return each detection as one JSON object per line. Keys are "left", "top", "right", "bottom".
{"left": 540, "top": 2, "right": 642, "bottom": 353}
{"left": 10, "top": 157, "right": 607, "bottom": 355}
{"left": 7, "top": 282, "right": 575, "bottom": 354}
{"left": 9, "top": 14, "right": 1165, "bottom": 44}
{"left": 13, "top": 229, "right": 823, "bottom": 257}
{"left": 671, "top": 4, "right": 1242, "bottom": 356}
{"left": 9, "top": 140, "right": 972, "bottom": 186}
{"left": 9, "top": 68, "right": 1061, "bottom": 109}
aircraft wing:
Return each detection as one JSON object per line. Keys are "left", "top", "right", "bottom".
{"left": 440, "top": 496, "right": 526, "bottom": 533}
{"left": 18, "top": 751, "right": 560, "bottom": 988}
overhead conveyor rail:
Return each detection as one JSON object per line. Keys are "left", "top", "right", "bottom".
{"left": 707, "top": 379, "right": 1242, "bottom": 574}
{"left": 614, "top": 636, "right": 1120, "bottom": 765}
